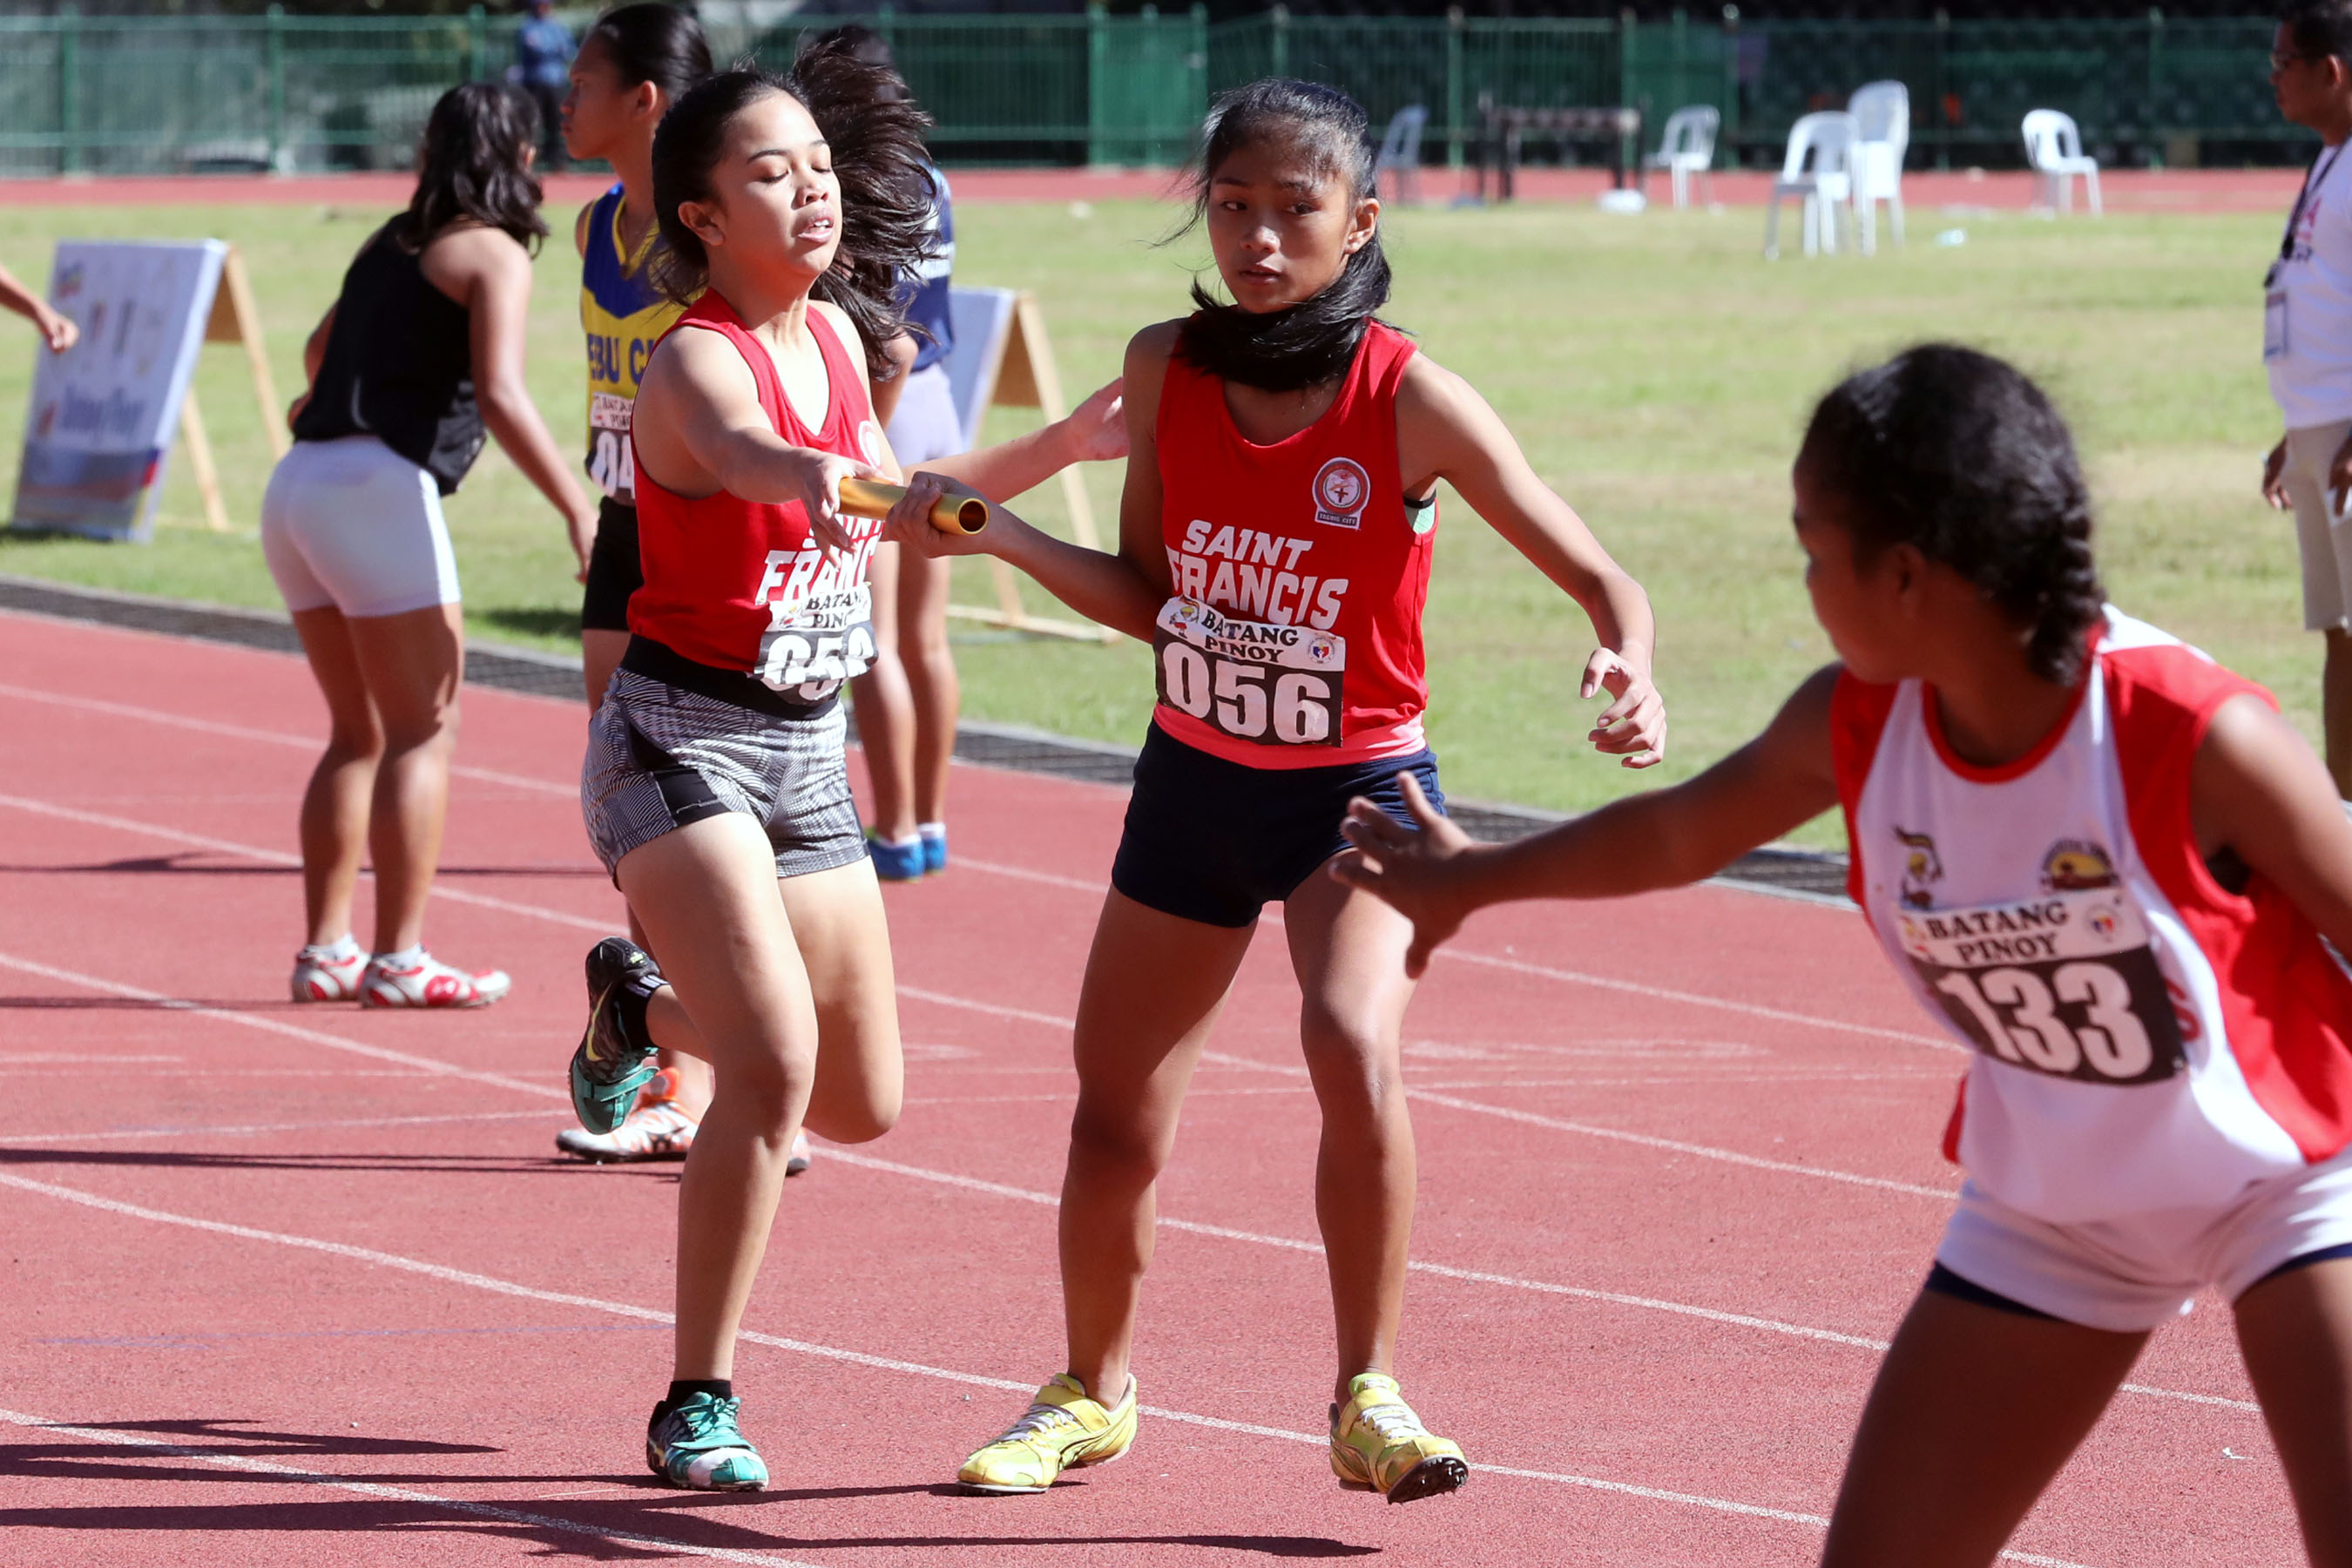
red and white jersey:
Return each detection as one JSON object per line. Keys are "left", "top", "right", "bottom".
{"left": 1151, "top": 321, "right": 1436, "bottom": 768}
{"left": 629, "top": 293, "right": 887, "bottom": 703}
{"left": 1835, "top": 608, "right": 2352, "bottom": 1223}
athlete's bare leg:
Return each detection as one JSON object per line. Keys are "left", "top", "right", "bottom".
{"left": 1820, "top": 1288, "right": 2146, "bottom": 1568}
{"left": 849, "top": 540, "right": 919, "bottom": 844}
{"left": 289, "top": 606, "right": 386, "bottom": 948}
{"left": 291, "top": 603, "right": 465, "bottom": 955}
{"left": 1281, "top": 865, "right": 1420, "bottom": 1402}
{"left": 898, "top": 549, "right": 960, "bottom": 826}
{"left": 2234, "top": 1255, "right": 2352, "bottom": 1566}
{"left": 1059, "top": 890, "right": 1256, "bottom": 1404}
{"left": 618, "top": 818, "right": 901, "bottom": 1382}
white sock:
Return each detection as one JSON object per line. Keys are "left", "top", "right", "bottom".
{"left": 374, "top": 943, "right": 426, "bottom": 968}
{"left": 917, "top": 822, "right": 947, "bottom": 842}
{"left": 877, "top": 833, "right": 920, "bottom": 850}
{"left": 301, "top": 935, "right": 362, "bottom": 963}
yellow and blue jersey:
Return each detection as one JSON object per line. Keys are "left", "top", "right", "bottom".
{"left": 579, "top": 183, "right": 687, "bottom": 503}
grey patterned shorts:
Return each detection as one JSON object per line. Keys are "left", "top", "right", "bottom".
{"left": 582, "top": 668, "right": 869, "bottom": 883}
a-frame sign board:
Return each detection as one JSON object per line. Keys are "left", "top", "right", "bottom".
{"left": 942, "top": 287, "right": 1117, "bottom": 643}
{"left": 175, "top": 245, "right": 286, "bottom": 533}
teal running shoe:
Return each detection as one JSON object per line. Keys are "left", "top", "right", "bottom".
{"left": 646, "top": 1392, "right": 768, "bottom": 1491}
{"left": 570, "top": 936, "right": 662, "bottom": 1137}
{"left": 919, "top": 825, "right": 947, "bottom": 875}
{"left": 868, "top": 834, "right": 925, "bottom": 882}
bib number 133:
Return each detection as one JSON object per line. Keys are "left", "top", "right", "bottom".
{"left": 1154, "top": 597, "right": 1343, "bottom": 747}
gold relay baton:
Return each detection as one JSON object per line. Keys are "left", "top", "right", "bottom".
{"left": 836, "top": 476, "right": 990, "bottom": 536}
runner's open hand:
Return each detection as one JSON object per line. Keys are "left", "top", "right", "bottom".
{"left": 1058, "top": 378, "right": 1127, "bottom": 463}
{"left": 1583, "top": 647, "right": 1666, "bottom": 768}
{"left": 2263, "top": 439, "right": 2292, "bottom": 510}
{"left": 1328, "top": 774, "right": 1481, "bottom": 979}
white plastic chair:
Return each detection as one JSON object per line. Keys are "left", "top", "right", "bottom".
{"left": 1374, "top": 105, "right": 1428, "bottom": 206}
{"left": 1847, "top": 80, "right": 1909, "bottom": 252}
{"left": 2023, "top": 109, "right": 2101, "bottom": 216}
{"left": 1642, "top": 105, "right": 1719, "bottom": 210}
{"left": 1765, "top": 112, "right": 1858, "bottom": 259}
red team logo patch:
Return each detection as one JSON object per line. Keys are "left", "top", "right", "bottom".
{"left": 1312, "top": 456, "right": 1371, "bottom": 529}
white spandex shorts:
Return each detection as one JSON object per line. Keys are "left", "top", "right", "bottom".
{"left": 888, "top": 362, "right": 963, "bottom": 467}
{"left": 1936, "top": 1142, "right": 2352, "bottom": 1333}
{"left": 260, "top": 435, "right": 460, "bottom": 618}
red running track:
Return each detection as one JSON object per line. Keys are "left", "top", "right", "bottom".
{"left": 0, "top": 609, "right": 2302, "bottom": 1567}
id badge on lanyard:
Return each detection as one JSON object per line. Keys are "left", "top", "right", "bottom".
{"left": 2268, "top": 278, "right": 2291, "bottom": 362}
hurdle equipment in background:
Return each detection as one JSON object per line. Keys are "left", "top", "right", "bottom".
{"left": 177, "top": 245, "right": 286, "bottom": 533}
{"left": 940, "top": 287, "right": 1117, "bottom": 644}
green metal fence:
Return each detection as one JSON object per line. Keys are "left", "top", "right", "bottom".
{"left": 0, "top": 7, "right": 2308, "bottom": 180}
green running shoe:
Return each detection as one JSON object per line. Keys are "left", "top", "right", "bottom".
{"left": 646, "top": 1391, "right": 768, "bottom": 1491}
{"left": 570, "top": 936, "right": 663, "bottom": 1136}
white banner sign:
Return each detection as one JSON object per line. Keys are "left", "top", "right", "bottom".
{"left": 10, "top": 240, "right": 226, "bottom": 541}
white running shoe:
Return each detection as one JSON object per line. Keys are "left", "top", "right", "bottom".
{"left": 290, "top": 948, "right": 368, "bottom": 1003}
{"left": 359, "top": 951, "right": 511, "bottom": 1009}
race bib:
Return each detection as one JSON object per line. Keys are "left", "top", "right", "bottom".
{"left": 1896, "top": 888, "right": 2185, "bottom": 1085}
{"left": 589, "top": 391, "right": 635, "bottom": 499}
{"left": 2267, "top": 288, "right": 2290, "bottom": 362}
{"left": 754, "top": 531, "right": 881, "bottom": 703}
{"left": 1153, "top": 596, "right": 1343, "bottom": 747}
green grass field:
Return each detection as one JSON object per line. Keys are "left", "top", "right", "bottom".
{"left": 0, "top": 196, "right": 2301, "bottom": 846}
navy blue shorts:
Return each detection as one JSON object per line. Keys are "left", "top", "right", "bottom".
{"left": 1110, "top": 724, "right": 1445, "bottom": 929}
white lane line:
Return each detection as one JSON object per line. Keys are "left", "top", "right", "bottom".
{"left": 812, "top": 1146, "right": 2253, "bottom": 1417}
{"left": 1, "top": 1108, "right": 565, "bottom": 1146}
{"left": 0, "top": 794, "right": 616, "bottom": 934}
{"left": 0, "top": 1171, "right": 2085, "bottom": 1555}
{"left": 0, "top": 1405, "right": 825, "bottom": 1568}
{"left": 1198, "top": 1050, "right": 1959, "bottom": 1201}
{"left": 1, "top": 688, "right": 1952, "bottom": 1051}
{"left": 0, "top": 950, "right": 559, "bottom": 1099}
{"left": 0, "top": 679, "right": 571, "bottom": 799}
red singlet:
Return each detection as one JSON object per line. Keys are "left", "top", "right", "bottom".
{"left": 1152, "top": 321, "right": 1435, "bottom": 768}
{"left": 629, "top": 293, "right": 886, "bottom": 703}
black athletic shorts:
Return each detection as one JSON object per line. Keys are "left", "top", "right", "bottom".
{"left": 580, "top": 497, "right": 643, "bottom": 632}
{"left": 1110, "top": 723, "right": 1445, "bottom": 929}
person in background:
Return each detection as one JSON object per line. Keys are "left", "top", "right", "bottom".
{"left": 826, "top": 24, "right": 963, "bottom": 882}
{"left": 2262, "top": 0, "right": 2352, "bottom": 797}
{"left": 0, "top": 262, "right": 79, "bottom": 355}
{"left": 267, "top": 82, "right": 597, "bottom": 1009}
{"left": 514, "top": 0, "right": 575, "bottom": 172}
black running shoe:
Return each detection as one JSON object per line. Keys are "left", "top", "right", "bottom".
{"left": 571, "top": 936, "right": 663, "bottom": 1136}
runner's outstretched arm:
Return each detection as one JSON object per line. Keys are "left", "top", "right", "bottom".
{"left": 1331, "top": 666, "right": 1844, "bottom": 977}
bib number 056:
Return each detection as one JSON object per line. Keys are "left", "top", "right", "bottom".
{"left": 1159, "top": 643, "right": 1336, "bottom": 746}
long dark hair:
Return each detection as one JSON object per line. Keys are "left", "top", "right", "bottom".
{"left": 1172, "top": 78, "right": 1394, "bottom": 393}
{"left": 648, "top": 42, "right": 933, "bottom": 381}
{"left": 393, "top": 80, "right": 547, "bottom": 253}
{"left": 583, "top": 3, "right": 712, "bottom": 108}
{"left": 1801, "top": 345, "right": 2105, "bottom": 686}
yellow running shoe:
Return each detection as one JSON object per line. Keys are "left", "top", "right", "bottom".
{"left": 1329, "top": 1373, "right": 1468, "bottom": 1504}
{"left": 957, "top": 1373, "right": 1137, "bottom": 1494}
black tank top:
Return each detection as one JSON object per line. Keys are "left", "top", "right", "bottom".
{"left": 293, "top": 224, "right": 485, "bottom": 496}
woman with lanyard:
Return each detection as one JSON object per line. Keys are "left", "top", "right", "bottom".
{"left": 2261, "top": 2, "right": 2352, "bottom": 798}
{"left": 268, "top": 82, "right": 597, "bottom": 1009}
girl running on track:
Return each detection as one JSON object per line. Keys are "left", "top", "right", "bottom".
{"left": 1335, "top": 345, "right": 2352, "bottom": 1566}
{"left": 568, "top": 49, "right": 1123, "bottom": 1491}
{"left": 551, "top": 1, "right": 720, "bottom": 1166}
{"left": 268, "top": 81, "right": 597, "bottom": 1009}
{"left": 916, "top": 78, "right": 1666, "bottom": 1503}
